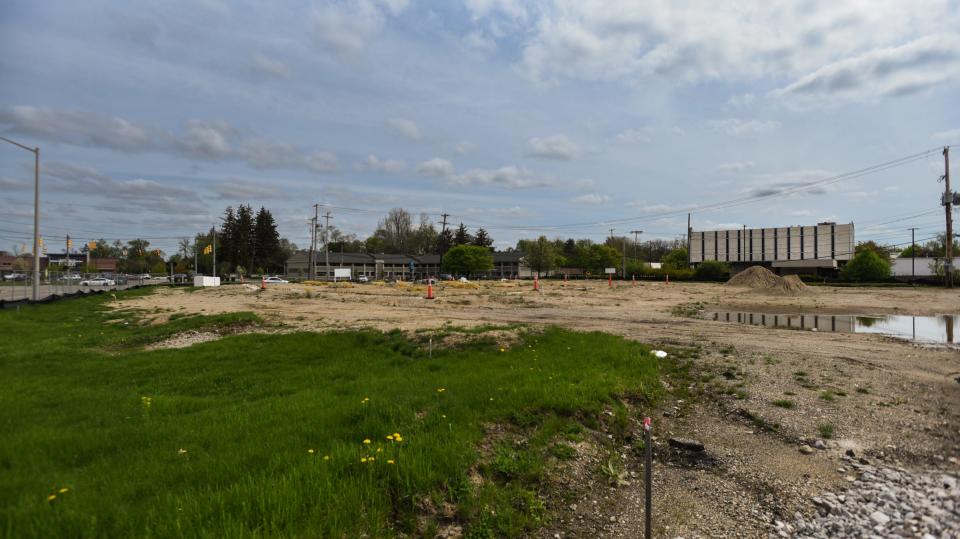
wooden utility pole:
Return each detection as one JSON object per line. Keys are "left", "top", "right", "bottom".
{"left": 630, "top": 230, "right": 643, "bottom": 263}
{"left": 323, "top": 211, "right": 332, "bottom": 281}
{"left": 908, "top": 227, "right": 918, "bottom": 282}
{"left": 945, "top": 147, "right": 953, "bottom": 288}
{"left": 310, "top": 204, "right": 319, "bottom": 280}
{"left": 439, "top": 213, "right": 450, "bottom": 273}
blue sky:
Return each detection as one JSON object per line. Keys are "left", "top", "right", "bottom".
{"left": 1, "top": 0, "right": 959, "bottom": 255}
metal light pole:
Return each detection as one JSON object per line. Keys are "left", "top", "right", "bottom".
{"left": 0, "top": 136, "right": 40, "bottom": 301}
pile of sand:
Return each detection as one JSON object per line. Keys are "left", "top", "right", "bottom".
{"left": 725, "top": 266, "right": 811, "bottom": 296}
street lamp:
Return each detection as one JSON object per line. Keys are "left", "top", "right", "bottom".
{"left": 0, "top": 135, "right": 40, "bottom": 301}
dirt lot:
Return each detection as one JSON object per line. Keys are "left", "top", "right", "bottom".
{"left": 113, "top": 280, "right": 960, "bottom": 537}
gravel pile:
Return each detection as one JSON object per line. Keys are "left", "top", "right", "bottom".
{"left": 776, "top": 454, "right": 959, "bottom": 538}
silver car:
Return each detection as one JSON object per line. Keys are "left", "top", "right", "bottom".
{"left": 80, "top": 277, "right": 116, "bottom": 286}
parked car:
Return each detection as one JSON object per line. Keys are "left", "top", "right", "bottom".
{"left": 2, "top": 272, "right": 26, "bottom": 281}
{"left": 357, "top": 275, "right": 369, "bottom": 283}
{"left": 439, "top": 274, "right": 455, "bottom": 281}
{"left": 263, "top": 276, "right": 289, "bottom": 284}
{"left": 80, "top": 277, "right": 116, "bottom": 286}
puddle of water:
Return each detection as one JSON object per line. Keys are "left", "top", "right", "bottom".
{"left": 705, "top": 311, "right": 960, "bottom": 344}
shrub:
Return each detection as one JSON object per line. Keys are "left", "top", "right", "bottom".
{"left": 693, "top": 260, "right": 730, "bottom": 281}
{"left": 661, "top": 247, "right": 689, "bottom": 269}
{"left": 841, "top": 250, "right": 891, "bottom": 282}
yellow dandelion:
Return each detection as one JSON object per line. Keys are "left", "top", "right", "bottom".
{"left": 437, "top": 388, "right": 445, "bottom": 393}
{"left": 386, "top": 434, "right": 394, "bottom": 440}
{"left": 308, "top": 449, "right": 315, "bottom": 454}
{"left": 393, "top": 432, "right": 401, "bottom": 438}
{"left": 363, "top": 438, "right": 371, "bottom": 444}
{"left": 500, "top": 348, "right": 505, "bottom": 352}
{"left": 58, "top": 488, "right": 69, "bottom": 494}
{"left": 47, "top": 494, "right": 56, "bottom": 502}
{"left": 489, "top": 397, "right": 494, "bottom": 401}
{"left": 387, "top": 459, "right": 395, "bottom": 464}
{"left": 394, "top": 436, "right": 403, "bottom": 442}
{"left": 376, "top": 447, "right": 382, "bottom": 453}
{"left": 442, "top": 414, "right": 447, "bottom": 418}
{"left": 323, "top": 455, "right": 330, "bottom": 461}
{"left": 369, "top": 457, "right": 375, "bottom": 462}
{"left": 178, "top": 448, "right": 187, "bottom": 455}
{"left": 361, "top": 457, "right": 368, "bottom": 463}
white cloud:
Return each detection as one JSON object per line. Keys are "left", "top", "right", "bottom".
{"left": 571, "top": 193, "right": 609, "bottom": 205}
{"left": 716, "top": 161, "right": 756, "bottom": 172}
{"left": 710, "top": 118, "right": 780, "bottom": 136}
{"left": 0, "top": 106, "right": 156, "bottom": 152}
{"left": 0, "top": 106, "right": 338, "bottom": 174}
{"left": 386, "top": 117, "right": 422, "bottom": 141}
{"left": 178, "top": 120, "right": 234, "bottom": 158}
{"left": 211, "top": 180, "right": 279, "bottom": 200}
{"left": 574, "top": 178, "right": 596, "bottom": 191}
{"left": 251, "top": 52, "right": 291, "bottom": 79}
{"left": 451, "top": 165, "right": 548, "bottom": 188}
{"left": 493, "top": 0, "right": 958, "bottom": 89}
{"left": 932, "top": 128, "right": 960, "bottom": 141}
{"left": 613, "top": 128, "right": 653, "bottom": 144}
{"left": 453, "top": 140, "right": 477, "bottom": 155}
{"left": 379, "top": 0, "right": 410, "bottom": 15}
{"left": 770, "top": 35, "right": 960, "bottom": 107}
{"left": 305, "top": 151, "right": 339, "bottom": 173}
{"left": 463, "top": 0, "right": 528, "bottom": 20}
{"left": 354, "top": 154, "right": 406, "bottom": 173}
{"left": 526, "top": 134, "right": 579, "bottom": 159}
{"left": 416, "top": 157, "right": 455, "bottom": 177}
{"left": 626, "top": 202, "right": 674, "bottom": 213}
{"left": 724, "top": 93, "right": 756, "bottom": 109}
{"left": 464, "top": 31, "right": 496, "bottom": 52}
{"left": 312, "top": 0, "right": 385, "bottom": 59}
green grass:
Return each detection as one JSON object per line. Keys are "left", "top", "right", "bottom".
{"left": 819, "top": 390, "right": 836, "bottom": 401}
{"left": 771, "top": 399, "right": 795, "bottom": 409}
{"left": 817, "top": 423, "right": 835, "bottom": 439}
{"left": 0, "top": 290, "right": 661, "bottom": 538}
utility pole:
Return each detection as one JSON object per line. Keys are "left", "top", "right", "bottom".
{"left": 630, "top": 230, "right": 643, "bottom": 262}
{"left": 621, "top": 236, "right": 626, "bottom": 277}
{"left": 439, "top": 213, "right": 450, "bottom": 273}
{"left": 944, "top": 146, "right": 953, "bottom": 288}
{"left": 323, "top": 211, "right": 332, "bottom": 281}
{"left": 0, "top": 136, "right": 40, "bottom": 300}
{"left": 908, "top": 227, "right": 918, "bottom": 282}
{"left": 212, "top": 228, "right": 217, "bottom": 278}
{"left": 687, "top": 213, "right": 692, "bottom": 266}
{"left": 310, "top": 204, "right": 319, "bottom": 281}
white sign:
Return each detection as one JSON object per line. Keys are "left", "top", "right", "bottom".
{"left": 604, "top": 267, "right": 616, "bottom": 274}
{"left": 334, "top": 268, "right": 352, "bottom": 279}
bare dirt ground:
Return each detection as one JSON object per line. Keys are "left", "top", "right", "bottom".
{"left": 112, "top": 280, "right": 960, "bottom": 537}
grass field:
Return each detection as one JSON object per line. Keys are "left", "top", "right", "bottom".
{"left": 0, "top": 290, "right": 661, "bottom": 537}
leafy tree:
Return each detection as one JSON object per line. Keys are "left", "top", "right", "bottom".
{"left": 453, "top": 223, "right": 472, "bottom": 246}
{"left": 220, "top": 206, "right": 237, "bottom": 271}
{"left": 410, "top": 214, "right": 438, "bottom": 255}
{"left": 854, "top": 241, "right": 893, "bottom": 264}
{"left": 693, "top": 260, "right": 730, "bottom": 280}
{"left": 841, "top": 250, "right": 891, "bottom": 282}
{"left": 518, "top": 236, "right": 557, "bottom": 276}
{"left": 372, "top": 208, "right": 414, "bottom": 254}
{"left": 442, "top": 245, "right": 493, "bottom": 276}
{"left": 472, "top": 227, "right": 493, "bottom": 250}
{"left": 580, "top": 244, "right": 620, "bottom": 274}
{"left": 235, "top": 205, "right": 255, "bottom": 272}
{"left": 662, "top": 247, "right": 689, "bottom": 269}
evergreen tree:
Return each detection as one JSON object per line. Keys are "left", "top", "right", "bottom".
{"left": 453, "top": 223, "right": 472, "bottom": 246}
{"left": 235, "top": 204, "right": 255, "bottom": 272}
{"left": 472, "top": 227, "right": 494, "bottom": 250}
{"left": 220, "top": 206, "right": 237, "bottom": 272}
{"left": 254, "top": 207, "right": 282, "bottom": 272}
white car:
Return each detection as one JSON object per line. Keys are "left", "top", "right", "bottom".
{"left": 263, "top": 276, "right": 289, "bottom": 284}
{"left": 80, "top": 277, "right": 116, "bottom": 286}
{"left": 358, "top": 275, "right": 369, "bottom": 283}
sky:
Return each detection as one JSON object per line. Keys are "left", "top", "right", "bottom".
{"left": 1, "top": 0, "right": 959, "bottom": 256}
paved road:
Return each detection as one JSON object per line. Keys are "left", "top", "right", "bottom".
{"left": 0, "top": 278, "right": 167, "bottom": 302}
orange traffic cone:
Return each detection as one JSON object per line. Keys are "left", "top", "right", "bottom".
{"left": 563, "top": 273, "right": 568, "bottom": 284}
{"left": 608, "top": 274, "right": 613, "bottom": 288}
{"left": 632, "top": 274, "right": 636, "bottom": 286}
{"left": 533, "top": 276, "right": 539, "bottom": 291}
{"left": 426, "top": 283, "right": 435, "bottom": 299}
{"left": 665, "top": 274, "right": 669, "bottom": 285}
{"left": 261, "top": 275, "right": 266, "bottom": 290}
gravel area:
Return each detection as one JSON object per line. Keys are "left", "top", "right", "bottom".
{"left": 779, "top": 453, "right": 960, "bottom": 538}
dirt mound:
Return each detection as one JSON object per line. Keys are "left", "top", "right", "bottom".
{"left": 726, "top": 266, "right": 782, "bottom": 288}
{"left": 725, "top": 266, "right": 811, "bottom": 296}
